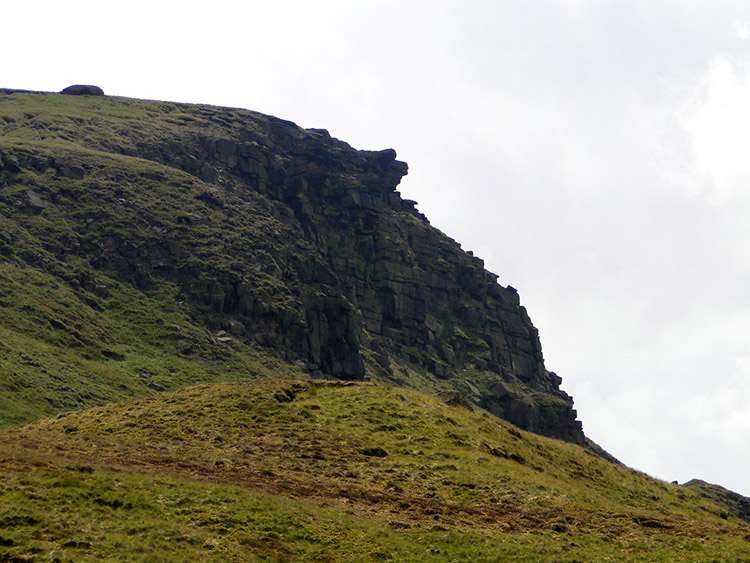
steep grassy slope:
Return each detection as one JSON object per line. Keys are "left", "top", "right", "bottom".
{"left": 0, "top": 93, "right": 329, "bottom": 424}
{"left": 0, "top": 89, "right": 585, "bottom": 444}
{"left": 0, "top": 379, "right": 748, "bottom": 561}
{"left": 0, "top": 257, "right": 302, "bottom": 427}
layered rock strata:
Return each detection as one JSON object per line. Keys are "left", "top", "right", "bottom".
{"left": 0, "top": 91, "right": 585, "bottom": 444}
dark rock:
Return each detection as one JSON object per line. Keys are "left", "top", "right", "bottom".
{"left": 359, "top": 446, "right": 388, "bottom": 457}
{"left": 200, "top": 165, "right": 219, "bottom": 183}
{"left": 1, "top": 154, "right": 21, "bottom": 173}
{"left": 26, "top": 190, "right": 49, "bottom": 209}
{"left": 0, "top": 92, "right": 592, "bottom": 451}
{"left": 56, "top": 160, "right": 85, "bottom": 179}
{"left": 390, "top": 160, "right": 409, "bottom": 175}
{"left": 226, "top": 319, "right": 246, "bottom": 336}
{"left": 484, "top": 443, "right": 526, "bottom": 464}
{"left": 370, "top": 148, "right": 397, "bottom": 163}
{"left": 61, "top": 84, "right": 104, "bottom": 96}
{"left": 438, "top": 391, "right": 473, "bottom": 410}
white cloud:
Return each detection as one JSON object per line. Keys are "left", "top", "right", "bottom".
{"left": 733, "top": 19, "right": 750, "bottom": 40}
{"left": 681, "top": 56, "right": 750, "bottom": 202}
{"left": 682, "top": 356, "right": 750, "bottom": 446}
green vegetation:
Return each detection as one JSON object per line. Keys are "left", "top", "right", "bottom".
{"left": 1, "top": 379, "right": 748, "bottom": 561}
{"left": 0, "top": 257, "right": 301, "bottom": 427}
{"left": 0, "top": 91, "right": 265, "bottom": 152}
{"left": 2, "top": 90, "right": 750, "bottom": 560}
{"left": 684, "top": 479, "right": 750, "bottom": 523}
{"left": 0, "top": 92, "right": 309, "bottom": 425}
{"left": 1, "top": 88, "right": 591, "bottom": 448}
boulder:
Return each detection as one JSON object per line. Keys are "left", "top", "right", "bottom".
{"left": 60, "top": 85, "right": 104, "bottom": 96}
{"left": 26, "top": 190, "right": 49, "bottom": 210}
{"left": 1, "top": 154, "right": 21, "bottom": 173}
{"left": 55, "top": 161, "right": 85, "bottom": 180}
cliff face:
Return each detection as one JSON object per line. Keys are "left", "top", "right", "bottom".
{"left": 0, "top": 89, "right": 584, "bottom": 444}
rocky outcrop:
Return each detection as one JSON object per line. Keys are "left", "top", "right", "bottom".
{"left": 0, "top": 91, "right": 586, "bottom": 446}
{"left": 683, "top": 480, "right": 750, "bottom": 522}
{"left": 118, "top": 111, "right": 584, "bottom": 443}
{"left": 60, "top": 85, "right": 104, "bottom": 96}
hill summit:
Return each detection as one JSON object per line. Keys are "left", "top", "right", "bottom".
{"left": 0, "top": 87, "right": 586, "bottom": 446}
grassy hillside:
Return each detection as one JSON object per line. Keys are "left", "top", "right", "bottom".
{"left": 3, "top": 90, "right": 749, "bottom": 560}
{"left": 1, "top": 378, "right": 748, "bottom": 561}
{"left": 0, "top": 89, "right": 587, "bottom": 445}
{"left": 0, "top": 258, "right": 303, "bottom": 426}
{"left": 0, "top": 92, "right": 318, "bottom": 425}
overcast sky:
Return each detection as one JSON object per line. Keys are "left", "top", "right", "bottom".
{"left": 6, "top": 0, "right": 750, "bottom": 495}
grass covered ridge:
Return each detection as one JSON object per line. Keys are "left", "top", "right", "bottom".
{"left": 1, "top": 378, "right": 748, "bottom": 561}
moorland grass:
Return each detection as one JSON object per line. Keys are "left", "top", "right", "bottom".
{"left": 1, "top": 379, "right": 748, "bottom": 561}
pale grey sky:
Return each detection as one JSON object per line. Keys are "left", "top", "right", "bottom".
{"left": 6, "top": 0, "right": 750, "bottom": 495}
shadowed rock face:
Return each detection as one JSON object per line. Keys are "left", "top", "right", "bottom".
{"left": 0, "top": 91, "right": 586, "bottom": 445}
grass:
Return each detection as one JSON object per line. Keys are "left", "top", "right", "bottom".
{"left": 0, "top": 257, "right": 301, "bottom": 427}
{"left": 0, "top": 90, "right": 268, "bottom": 154}
{"left": 1, "top": 378, "right": 748, "bottom": 561}
{"left": 2, "top": 89, "right": 750, "bottom": 560}
{"left": 1, "top": 88, "right": 586, "bottom": 452}
{"left": 0, "top": 92, "right": 312, "bottom": 425}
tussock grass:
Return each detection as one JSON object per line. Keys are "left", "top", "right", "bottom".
{"left": 1, "top": 379, "right": 748, "bottom": 561}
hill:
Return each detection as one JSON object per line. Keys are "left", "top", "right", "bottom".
{"left": 1, "top": 378, "right": 748, "bottom": 561}
{"left": 3, "top": 87, "right": 750, "bottom": 560}
{"left": 0, "top": 87, "right": 583, "bottom": 445}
